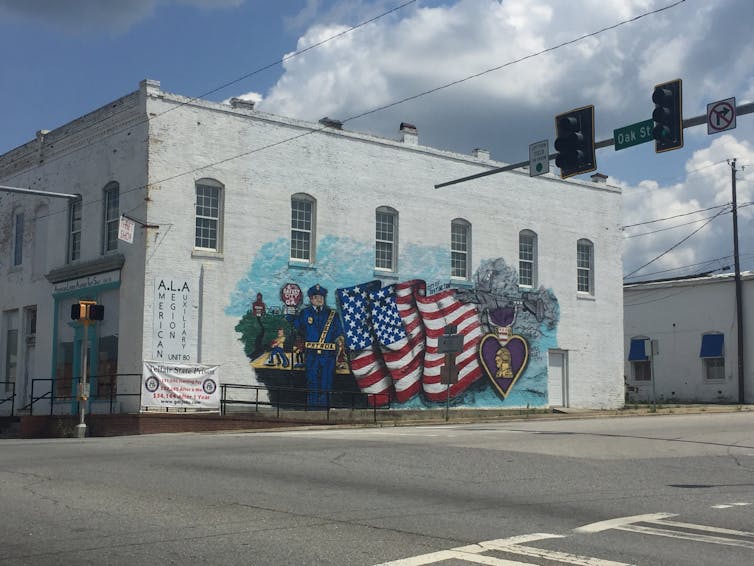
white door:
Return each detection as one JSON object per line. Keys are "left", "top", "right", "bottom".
{"left": 547, "top": 350, "right": 568, "bottom": 407}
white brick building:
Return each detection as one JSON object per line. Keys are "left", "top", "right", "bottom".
{"left": 0, "top": 79, "right": 624, "bottom": 415}
{"left": 624, "top": 273, "right": 754, "bottom": 404}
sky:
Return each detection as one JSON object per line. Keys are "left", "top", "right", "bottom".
{"left": 1, "top": 0, "right": 753, "bottom": 282}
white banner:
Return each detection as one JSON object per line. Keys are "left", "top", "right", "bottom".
{"left": 141, "top": 361, "right": 220, "bottom": 411}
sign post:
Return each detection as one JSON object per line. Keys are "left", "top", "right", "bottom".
{"left": 438, "top": 325, "right": 464, "bottom": 421}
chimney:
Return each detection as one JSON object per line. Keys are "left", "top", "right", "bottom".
{"left": 400, "top": 122, "right": 418, "bottom": 145}
{"left": 319, "top": 117, "right": 343, "bottom": 130}
{"left": 591, "top": 172, "right": 608, "bottom": 184}
{"left": 230, "top": 98, "right": 255, "bottom": 110}
{"left": 472, "top": 148, "right": 490, "bottom": 160}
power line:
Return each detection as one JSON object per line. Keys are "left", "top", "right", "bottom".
{"left": 342, "top": 0, "right": 687, "bottom": 124}
{"left": 622, "top": 203, "right": 729, "bottom": 229}
{"left": 623, "top": 208, "right": 729, "bottom": 279}
{"left": 1, "top": 1, "right": 418, "bottom": 175}
{"left": 624, "top": 207, "right": 731, "bottom": 238}
{"left": 3, "top": 0, "right": 688, "bottom": 224}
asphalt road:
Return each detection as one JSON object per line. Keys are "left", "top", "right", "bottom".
{"left": 1, "top": 412, "right": 752, "bottom": 565}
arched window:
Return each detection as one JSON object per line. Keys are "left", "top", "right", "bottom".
{"left": 518, "top": 230, "right": 537, "bottom": 287}
{"left": 103, "top": 181, "right": 120, "bottom": 253}
{"left": 12, "top": 207, "right": 24, "bottom": 266}
{"left": 194, "top": 179, "right": 224, "bottom": 251}
{"left": 68, "top": 195, "right": 82, "bottom": 263}
{"left": 577, "top": 238, "right": 594, "bottom": 294}
{"left": 375, "top": 206, "right": 398, "bottom": 272}
{"left": 451, "top": 218, "right": 471, "bottom": 280}
{"left": 290, "top": 193, "right": 316, "bottom": 262}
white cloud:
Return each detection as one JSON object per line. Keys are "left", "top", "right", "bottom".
{"left": 621, "top": 134, "right": 754, "bottom": 279}
{"left": 247, "top": 0, "right": 754, "bottom": 278}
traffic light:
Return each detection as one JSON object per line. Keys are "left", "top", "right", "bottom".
{"left": 71, "top": 303, "right": 84, "bottom": 320}
{"left": 554, "top": 105, "right": 596, "bottom": 179}
{"left": 88, "top": 304, "right": 105, "bottom": 321}
{"left": 70, "top": 301, "right": 105, "bottom": 321}
{"left": 652, "top": 79, "right": 683, "bottom": 153}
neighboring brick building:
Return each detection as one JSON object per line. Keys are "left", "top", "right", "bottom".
{"left": 0, "top": 79, "right": 624, "bottom": 415}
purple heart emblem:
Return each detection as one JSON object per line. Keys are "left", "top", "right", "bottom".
{"left": 478, "top": 334, "right": 529, "bottom": 398}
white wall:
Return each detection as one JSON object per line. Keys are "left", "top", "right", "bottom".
{"left": 624, "top": 274, "right": 754, "bottom": 403}
{"left": 141, "top": 83, "right": 624, "bottom": 409}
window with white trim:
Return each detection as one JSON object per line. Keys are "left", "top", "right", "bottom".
{"left": 68, "top": 197, "right": 82, "bottom": 262}
{"left": 700, "top": 333, "right": 725, "bottom": 380}
{"left": 628, "top": 337, "right": 651, "bottom": 381}
{"left": 103, "top": 182, "right": 120, "bottom": 253}
{"left": 290, "top": 194, "right": 316, "bottom": 262}
{"left": 375, "top": 207, "right": 398, "bottom": 272}
{"left": 519, "top": 230, "right": 537, "bottom": 287}
{"left": 577, "top": 238, "right": 594, "bottom": 294}
{"left": 194, "top": 179, "right": 224, "bottom": 251}
{"left": 451, "top": 219, "right": 471, "bottom": 279}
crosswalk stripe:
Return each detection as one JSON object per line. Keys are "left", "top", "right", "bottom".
{"left": 617, "top": 524, "right": 754, "bottom": 550}
{"left": 656, "top": 519, "right": 754, "bottom": 538}
{"left": 481, "top": 542, "right": 635, "bottom": 566}
{"left": 574, "top": 513, "right": 676, "bottom": 534}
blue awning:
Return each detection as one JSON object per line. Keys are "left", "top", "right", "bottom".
{"left": 628, "top": 338, "right": 648, "bottom": 361}
{"left": 700, "top": 334, "right": 724, "bottom": 358}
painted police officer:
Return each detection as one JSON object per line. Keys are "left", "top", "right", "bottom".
{"left": 287, "top": 284, "right": 344, "bottom": 407}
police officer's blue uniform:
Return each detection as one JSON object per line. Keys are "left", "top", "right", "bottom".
{"left": 288, "top": 284, "right": 344, "bottom": 407}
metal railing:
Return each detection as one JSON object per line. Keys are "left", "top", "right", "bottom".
{"left": 27, "top": 374, "right": 142, "bottom": 416}
{"left": 0, "top": 381, "right": 15, "bottom": 415}
{"left": 221, "top": 383, "right": 391, "bottom": 423}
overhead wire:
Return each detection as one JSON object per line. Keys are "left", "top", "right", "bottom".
{"left": 623, "top": 208, "right": 730, "bottom": 279}
{"left": 5, "top": 0, "right": 689, "bottom": 226}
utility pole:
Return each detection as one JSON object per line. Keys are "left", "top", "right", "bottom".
{"left": 730, "top": 159, "right": 745, "bottom": 404}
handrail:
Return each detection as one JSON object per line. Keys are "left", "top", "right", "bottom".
{"left": 220, "top": 383, "right": 391, "bottom": 423}
{"left": 0, "top": 381, "right": 16, "bottom": 415}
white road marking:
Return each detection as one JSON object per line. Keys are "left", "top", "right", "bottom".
{"left": 481, "top": 542, "right": 634, "bottom": 566}
{"left": 712, "top": 502, "right": 751, "bottom": 509}
{"left": 574, "top": 513, "right": 676, "bottom": 533}
{"left": 374, "top": 533, "right": 633, "bottom": 566}
{"left": 617, "top": 524, "right": 754, "bottom": 550}
{"left": 657, "top": 519, "right": 754, "bottom": 537}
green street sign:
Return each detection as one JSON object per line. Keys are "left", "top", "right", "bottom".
{"left": 614, "top": 119, "right": 654, "bottom": 151}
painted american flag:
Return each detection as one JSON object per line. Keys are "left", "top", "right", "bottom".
{"left": 336, "top": 281, "right": 392, "bottom": 406}
{"left": 338, "top": 279, "right": 483, "bottom": 405}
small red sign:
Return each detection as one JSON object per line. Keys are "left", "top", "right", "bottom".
{"left": 280, "top": 283, "right": 303, "bottom": 307}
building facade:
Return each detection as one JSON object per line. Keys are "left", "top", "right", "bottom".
{"left": 0, "top": 79, "right": 624, "bottom": 415}
{"left": 624, "top": 273, "right": 754, "bottom": 404}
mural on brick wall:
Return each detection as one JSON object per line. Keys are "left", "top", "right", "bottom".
{"left": 227, "top": 237, "right": 559, "bottom": 408}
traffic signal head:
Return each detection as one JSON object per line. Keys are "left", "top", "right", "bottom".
{"left": 88, "top": 304, "right": 105, "bottom": 321}
{"left": 70, "top": 301, "right": 104, "bottom": 321}
{"left": 652, "top": 79, "right": 683, "bottom": 152}
{"left": 554, "top": 105, "right": 596, "bottom": 179}
{"left": 71, "top": 303, "right": 84, "bottom": 320}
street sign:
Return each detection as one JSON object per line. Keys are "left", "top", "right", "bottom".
{"left": 614, "top": 119, "right": 653, "bottom": 151}
{"left": 707, "top": 97, "right": 736, "bottom": 134}
{"left": 528, "top": 140, "right": 549, "bottom": 177}
{"left": 118, "top": 215, "right": 135, "bottom": 243}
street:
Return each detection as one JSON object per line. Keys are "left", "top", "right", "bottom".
{"left": 1, "top": 412, "right": 752, "bottom": 565}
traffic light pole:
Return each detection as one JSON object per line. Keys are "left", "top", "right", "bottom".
{"left": 75, "top": 318, "right": 90, "bottom": 439}
{"left": 434, "top": 102, "right": 754, "bottom": 189}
